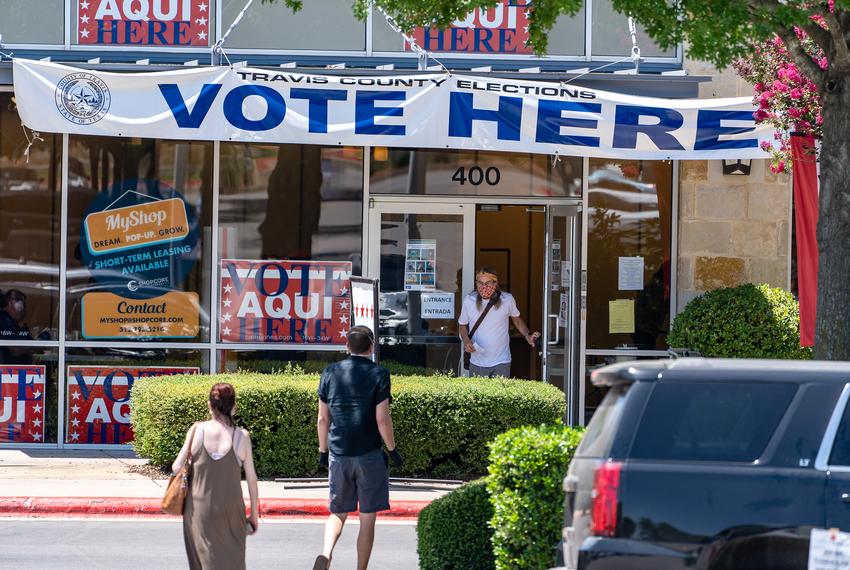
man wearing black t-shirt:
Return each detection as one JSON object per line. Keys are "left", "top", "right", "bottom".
{"left": 314, "top": 326, "right": 403, "bottom": 570}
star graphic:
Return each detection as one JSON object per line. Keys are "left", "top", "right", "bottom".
{"left": 71, "top": 404, "right": 80, "bottom": 414}
{"left": 198, "top": 31, "right": 207, "bottom": 41}
{"left": 223, "top": 284, "right": 233, "bottom": 293}
{"left": 80, "top": 28, "right": 90, "bottom": 39}
{"left": 199, "top": 2, "right": 207, "bottom": 12}
{"left": 70, "top": 431, "right": 80, "bottom": 441}
{"left": 32, "top": 404, "right": 42, "bottom": 414}
{"left": 222, "top": 313, "right": 232, "bottom": 322}
{"left": 339, "top": 301, "right": 350, "bottom": 310}
{"left": 339, "top": 329, "right": 348, "bottom": 338}
{"left": 80, "top": 15, "right": 90, "bottom": 24}
{"left": 223, "top": 298, "right": 232, "bottom": 308}
{"left": 71, "top": 418, "right": 80, "bottom": 427}
{"left": 339, "top": 287, "right": 349, "bottom": 296}
{"left": 33, "top": 390, "right": 42, "bottom": 400}
{"left": 222, "top": 326, "right": 232, "bottom": 336}
{"left": 80, "top": 0, "right": 90, "bottom": 9}
{"left": 32, "top": 432, "right": 42, "bottom": 442}
{"left": 196, "top": 16, "right": 208, "bottom": 26}
{"left": 72, "top": 392, "right": 80, "bottom": 400}
{"left": 339, "top": 315, "right": 349, "bottom": 324}
{"left": 32, "top": 418, "right": 41, "bottom": 428}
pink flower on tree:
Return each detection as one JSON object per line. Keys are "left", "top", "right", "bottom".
{"left": 733, "top": 16, "right": 825, "bottom": 172}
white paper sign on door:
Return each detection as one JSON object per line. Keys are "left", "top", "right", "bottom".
{"left": 809, "top": 528, "right": 850, "bottom": 570}
{"left": 421, "top": 292, "right": 455, "bottom": 319}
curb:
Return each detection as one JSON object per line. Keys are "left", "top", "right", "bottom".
{"left": 0, "top": 497, "right": 428, "bottom": 520}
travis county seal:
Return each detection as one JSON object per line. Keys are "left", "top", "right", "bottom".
{"left": 54, "top": 72, "right": 111, "bottom": 125}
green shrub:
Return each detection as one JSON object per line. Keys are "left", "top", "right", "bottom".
{"left": 488, "top": 424, "right": 584, "bottom": 570}
{"left": 668, "top": 283, "right": 811, "bottom": 359}
{"left": 417, "top": 479, "right": 495, "bottom": 570}
{"left": 131, "top": 373, "right": 565, "bottom": 477}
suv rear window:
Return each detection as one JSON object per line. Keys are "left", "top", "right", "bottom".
{"left": 629, "top": 382, "right": 797, "bottom": 462}
{"left": 577, "top": 385, "right": 629, "bottom": 457}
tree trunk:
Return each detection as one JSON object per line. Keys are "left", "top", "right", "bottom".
{"left": 814, "top": 76, "right": 850, "bottom": 360}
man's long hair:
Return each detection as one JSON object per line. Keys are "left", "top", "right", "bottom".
{"left": 474, "top": 267, "right": 502, "bottom": 310}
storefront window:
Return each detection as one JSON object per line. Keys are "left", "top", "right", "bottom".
{"left": 0, "top": 347, "right": 59, "bottom": 443}
{"left": 370, "top": 149, "right": 582, "bottom": 197}
{"left": 0, "top": 94, "right": 62, "bottom": 341}
{"left": 0, "top": 1, "right": 64, "bottom": 45}
{"left": 65, "top": 137, "right": 213, "bottom": 342}
{"left": 222, "top": 0, "right": 364, "bottom": 50}
{"left": 586, "top": 159, "right": 673, "bottom": 350}
{"left": 64, "top": 348, "right": 207, "bottom": 445}
{"left": 219, "top": 144, "right": 363, "bottom": 273}
{"left": 591, "top": 0, "right": 675, "bottom": 57}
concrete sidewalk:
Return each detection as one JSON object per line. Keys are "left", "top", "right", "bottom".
{"left": 0, "top": 449, "right": 455, "bottom": 519}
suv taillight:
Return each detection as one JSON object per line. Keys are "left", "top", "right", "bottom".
{"left": 590, "top": 461, "right": 621, "bottom": 537}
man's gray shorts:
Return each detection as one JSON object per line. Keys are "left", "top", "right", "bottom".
{"left": 328, "top": 448, "right": 390, "bottom": 514}
{"left": 469, "top": 362, "right": 511, "bottom": 378}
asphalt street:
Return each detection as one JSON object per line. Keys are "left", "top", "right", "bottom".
{"left": 0, "top": 518, "right": 419, "bottom": 569}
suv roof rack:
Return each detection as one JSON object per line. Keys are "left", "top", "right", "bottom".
{"left": 590, "top": 360, "right": 671, "bottom": 387}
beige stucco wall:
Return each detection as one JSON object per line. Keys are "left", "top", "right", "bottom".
{"left": 676, "top": 59, "right": 793, "bottom": 311}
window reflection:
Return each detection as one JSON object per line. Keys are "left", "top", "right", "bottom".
{"left": 370, "top": 148, "right": 581, "bottom": 197}
{"left": 586, "top": 159, "right": 672, "bottom": 349}
{"left": 0, "top": 93, "right": 61, "bottom": 340}
{"left": 218, "top": 144, "right": 363, "bottom": 273}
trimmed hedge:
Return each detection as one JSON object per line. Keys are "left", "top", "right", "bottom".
{"left": 488, "top": 424, "right": 584, "bottom": 570}
{"left": 668, "top": 283, "right": 811, "bottom": 359}
{"left": 417, "top": 479, "right": 495, "bottom": 570}
{"left": 131, "top": 372, "right": 565, "bottom": 477}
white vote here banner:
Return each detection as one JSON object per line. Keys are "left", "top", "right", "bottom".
{"left": 13, "top": 59, "right": 772, "bottom": 160}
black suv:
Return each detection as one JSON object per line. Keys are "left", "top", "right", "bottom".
{"left": 562, "top": 358, "right": 850, "bottom": 570}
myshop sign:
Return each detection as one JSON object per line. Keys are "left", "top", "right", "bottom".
{"left": 13, "top": 59, "right": 772, "bottom": 160}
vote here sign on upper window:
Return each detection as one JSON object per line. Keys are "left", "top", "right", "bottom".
{"left": 77, "top": 0, "right": 211, "bottom": 46}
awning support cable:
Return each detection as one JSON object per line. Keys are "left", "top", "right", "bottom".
{"left": 0, "top": 35, "right": 14, "bottom": 63}
{"left": 372, "top": 2, "right": 451, "bottom": 74}
{"left": 212, "top": 0, "right": 256, "bottom": 66}
{"left": 628, "top": 16, "right": 642, "bottom": 73}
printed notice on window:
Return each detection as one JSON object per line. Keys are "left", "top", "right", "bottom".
{"left": 609, "top": 299, "right": 635, "bottom": 334}
{"left": 809, "top": 528, "right": 850, "bottom": 570}
{"left": 618, "top": 256, "right": 644, "bottom": 291}
{"left": 404, "top": 239, "right": 437, "bottom": 291}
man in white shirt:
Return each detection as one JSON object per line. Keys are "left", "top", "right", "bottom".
{"left": 458, "top": 268, "right": 540, "bottom": 378}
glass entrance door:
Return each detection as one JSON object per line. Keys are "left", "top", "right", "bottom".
{"left": 544, "top": 205, "right": 582, "bottom": 424}
{"left": 367, "top": 202, "right": 474, "bottom": 373}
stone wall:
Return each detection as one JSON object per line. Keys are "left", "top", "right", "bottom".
{"left": 676, "top": 59, "right": 793, "bottom": 311}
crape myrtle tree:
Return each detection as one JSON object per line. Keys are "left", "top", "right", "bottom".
{"left": 262, "top": 0, "right": 850, "bottom": 359}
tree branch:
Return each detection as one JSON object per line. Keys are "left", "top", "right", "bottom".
{"left": 819, "top": 8, "right": 850, "bottom": 71}
{"left": 775, "top": 24, "right": 828, "bottom": 90}
{"left": 797, "top": 18, "right": 833, "bottom": 56}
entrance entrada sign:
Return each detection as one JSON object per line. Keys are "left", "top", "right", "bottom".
{"left": 13, "top": 59, "right": 773, "bottom": 161}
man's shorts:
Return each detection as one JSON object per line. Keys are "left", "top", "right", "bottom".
{"left": 469, "top": 362, "right": 511, "bottom": 378}
{"left": 328, "top": 448, "right": 390, "bottom": 514}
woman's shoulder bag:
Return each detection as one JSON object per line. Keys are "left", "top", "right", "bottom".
{"left": 161, "top": 422, "right": 198, "bottom": 515}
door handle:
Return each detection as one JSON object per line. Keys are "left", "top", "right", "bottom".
{"left": 842, "top": 493, "right": 850, "bottom": 503}
{"left": 548, "top": 314, "right": 560, "bottom": 345}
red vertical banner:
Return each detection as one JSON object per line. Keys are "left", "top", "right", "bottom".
{"left": 0, "top": 366, "right": 46, "bottom": 443}
{"left": 790, "top": 133, "right": 819, "bottom": 347}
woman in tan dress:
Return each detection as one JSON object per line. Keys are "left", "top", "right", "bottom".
{"left": 172, "top": 383, "right": 259, "bottom": 569}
